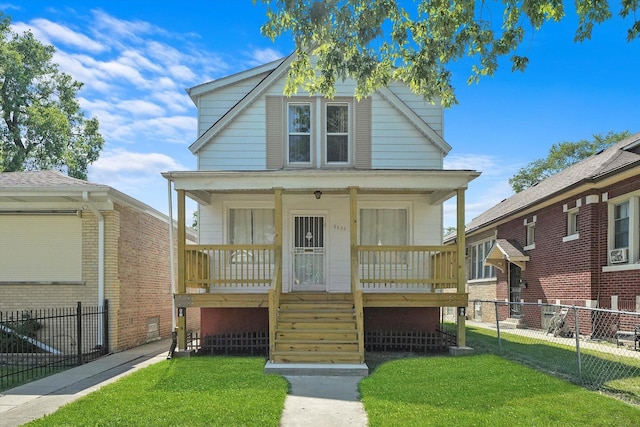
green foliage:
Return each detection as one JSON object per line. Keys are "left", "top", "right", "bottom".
{"left": 27, "top": 357, "right": 288, "bottom": 427}
{"left": 0, "top": 13, "right": 104, "bottom": 180}
{"left": 509, "top": 130, "right": 631, "bottom": 192}
{"left": 256, "top": 1, "right": 639, "bottom": 106}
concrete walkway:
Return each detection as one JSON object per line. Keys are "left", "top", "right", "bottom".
{"left": 280, "top": 376, "right": 368, "bottom": 427}
{"left": 0, "top": 340, "right": 368, "bottom": 426}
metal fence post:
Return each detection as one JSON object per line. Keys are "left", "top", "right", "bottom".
{"left": 76, "top": 302, "right": 83, "bottom": 366}
{"left": 495, "top": 301, "right": 502, "bottom": 354}
{"left": 103, "top": 299, "right": 109, "bottom": 354}
{"left": 573, "top": 306, "right": 582, "bottom": 384}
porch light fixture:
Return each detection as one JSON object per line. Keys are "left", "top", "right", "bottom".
{"left": 314, "top": 190, "right": 322, "bottom": 200}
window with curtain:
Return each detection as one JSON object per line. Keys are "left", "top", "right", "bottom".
{"left": 359, "top": 209, "right": 408, "bottom": 246}
{"left": 228, "top": 209, "right": 275, "bottom": 244}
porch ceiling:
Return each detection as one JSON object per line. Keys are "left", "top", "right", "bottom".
{"left": 163, "top": 169, "right": 480, "bottom": 204}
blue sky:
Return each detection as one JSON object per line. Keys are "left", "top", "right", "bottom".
{"left": 3, "top": 1, "right": 639, "bottom": 228}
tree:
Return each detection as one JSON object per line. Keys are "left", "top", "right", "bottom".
{"left": 257, "top": 0, "right": 639, "bottom": 106}
{"left": 508, "top": 131, "right": 631, "bottom": 193}
{"left": 0, "top": 14, "right": 103, "bottom": 180}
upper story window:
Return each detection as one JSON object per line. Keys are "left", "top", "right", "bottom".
{"left": 568, "top": 210, "right": 579, "bottom": 236}
{"left": 524, "top": 215, "right": 536, "bottom": 250}
{"left": 284, "top": 98, "right": 353, "bottom": 167}
{"left": 288, "top": 103, "right": 312, "bottom": 164}
{"left": 266, "top": 96, "right": 370, "bottom": 170}
{"left": 469, "top": 239, "right": 496, "bottom": 280}
{"left": 326, "top": 103, "right": 349, "bottom": 163}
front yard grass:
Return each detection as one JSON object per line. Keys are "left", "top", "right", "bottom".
{"left": 26, "top": 357, "right": 288, "bottom": 427}
{"left": 360, "top": 353, "right": 640, "bottom": 426}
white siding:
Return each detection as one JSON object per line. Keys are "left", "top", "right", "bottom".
{"left": 197, "top": 99, "right": 267, "bottom": 170}
{"left": 371, "top": 93, "right": 444, "bottom": 169}
{"left": 196, "top": 74, "right": 445, "bottom": 171}
{"left": 388, "top": 81, "right": 443, "bottom": 136}
{"left": 197, "top": 73, "right": 269, "bottom": 137}
{"left": 0, "top": 215, "right": 82, "bottom": 282}
{"left": 196, "top": 193, "right": 441, "bottom": 293}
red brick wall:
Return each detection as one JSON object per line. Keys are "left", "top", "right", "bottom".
{"left": 200, "top": 308, "right": 268, "bottom": 336}
{"left": 364, "top": 307, "right": 439, "bottom": 332}
{"left": 493, "top": 175, "right": 640, "bottom": 325}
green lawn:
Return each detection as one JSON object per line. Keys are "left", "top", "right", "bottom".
{"left": 23, "top": 335, "right": 640, "bottom": 426}
{"left": 360, "top": 354, "right": 640, "bottom": 427}
{"left": 26, "top": 357, "right": 288, "bottom": 427}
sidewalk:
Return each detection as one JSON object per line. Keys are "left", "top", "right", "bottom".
{"left": 0, "top": 339, "right": 368, "bottom": 426}
{"left": 0, "top": 339, "right": 171, "bottom": 427}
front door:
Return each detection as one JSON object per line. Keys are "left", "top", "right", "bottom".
{"left": 292, "top": 215, "right": 325, "bottom": 291}
{"left": 509, "top": 263, "right": 523, "bottom": 317}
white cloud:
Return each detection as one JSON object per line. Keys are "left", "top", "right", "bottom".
{"left": 247, "top": 47, "right": 285, "bottom": 66}
{"left": 29, "top": 18, "right": 105, "bottom": 53}
{"left": 117, "top": 100, "right": 165, "bottom": 117}
{"left": 91, "top": 149, "right": 183, "bottom": 175}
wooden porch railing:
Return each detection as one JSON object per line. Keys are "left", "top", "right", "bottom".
{"left": 267, "top": 264, "right": 281, "bottom": 362}
{"left": 185, "top": 245, "right": 276, "bottom": 291}
{"left": 357, "top": 245, "right": 457, "bottom": 291}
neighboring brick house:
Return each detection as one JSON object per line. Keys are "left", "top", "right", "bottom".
{"left": 163, "top": 54, "right": 479, "bottom": 368}
{"left": 0, "top": 170, "right": 198, "bottom": 352}
{"left": 463, "top": 132, "right": 640, "bottom": 333}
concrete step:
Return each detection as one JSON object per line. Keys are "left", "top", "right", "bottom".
{"left": 264, "top": 362, "right": 369, "bottom": 376}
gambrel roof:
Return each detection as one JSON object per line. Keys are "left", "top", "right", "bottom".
{"left": 466, "top": 132, "right": 640, "bottom": 234}
{"left": 186, "top": 53, "right": 451, "bottom": 155}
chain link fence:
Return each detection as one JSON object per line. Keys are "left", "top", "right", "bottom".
{"left": 466, "top": 300, "right": 640, "bottom": 403}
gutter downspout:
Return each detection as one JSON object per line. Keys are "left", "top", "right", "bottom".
{"left": 83, "top": 191, "right": 105, "bottom": 347}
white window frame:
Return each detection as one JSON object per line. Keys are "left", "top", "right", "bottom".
{"left": 563, "top": 208, "right": 580, "bottom": 242}
{"left": 524, "top": 216, "right": 536, "bottom": 251}
{"left": 287, "top": 102, "right": 313, "bottom": 166}
{"left": 285, "top": 97, "right": 354, "bottom": 168}
{"left": 468, "top": 238, "right": 496, "bottom": 281}
{"left": 324, "top": 102, "right": 351, "bottom": 165}
{"left": 604, "top": 193, "right": 640, "bottom": 271}
{"left": 358, "top": 202, "right": 412, "bottom": 265}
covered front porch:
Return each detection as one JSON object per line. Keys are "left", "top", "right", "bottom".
{"left": 164, "top": 169, "right": 477, "bottom": 363}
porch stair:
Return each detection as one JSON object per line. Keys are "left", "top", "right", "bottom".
{"left": 271, "top": 293, "right": 364, "bottom": 367}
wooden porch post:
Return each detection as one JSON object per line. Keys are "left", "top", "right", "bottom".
{"left": 456, "top": 188, "right": 467, "bottom": 347}
{"left": 350, "top": 187, "right": 365, "bottom": 362}
{"left": 268, "top": 188, "right": 283, "bottom": 361}
{"left": 176, "top": 189, "right": 187, "bottom": 350}
{"left": 274, "top": 188, "right": 283, "bottom": 287}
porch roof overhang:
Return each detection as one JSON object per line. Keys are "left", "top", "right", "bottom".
{"left": 162, "top": 169, "right": 480, "bottom": 205}
{"left": 485, "top": 239, "right": 529, "bottom": 272}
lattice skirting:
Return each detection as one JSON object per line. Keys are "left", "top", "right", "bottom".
{"left": 365, "top": 330, "right": 455, "bottom": 352}
{"left": 198, "top": 332, "right": 268, "bottom": 356}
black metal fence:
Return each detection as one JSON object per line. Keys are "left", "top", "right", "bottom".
{"left": 0, "top": 301, "right": 109, "bottom": 391}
